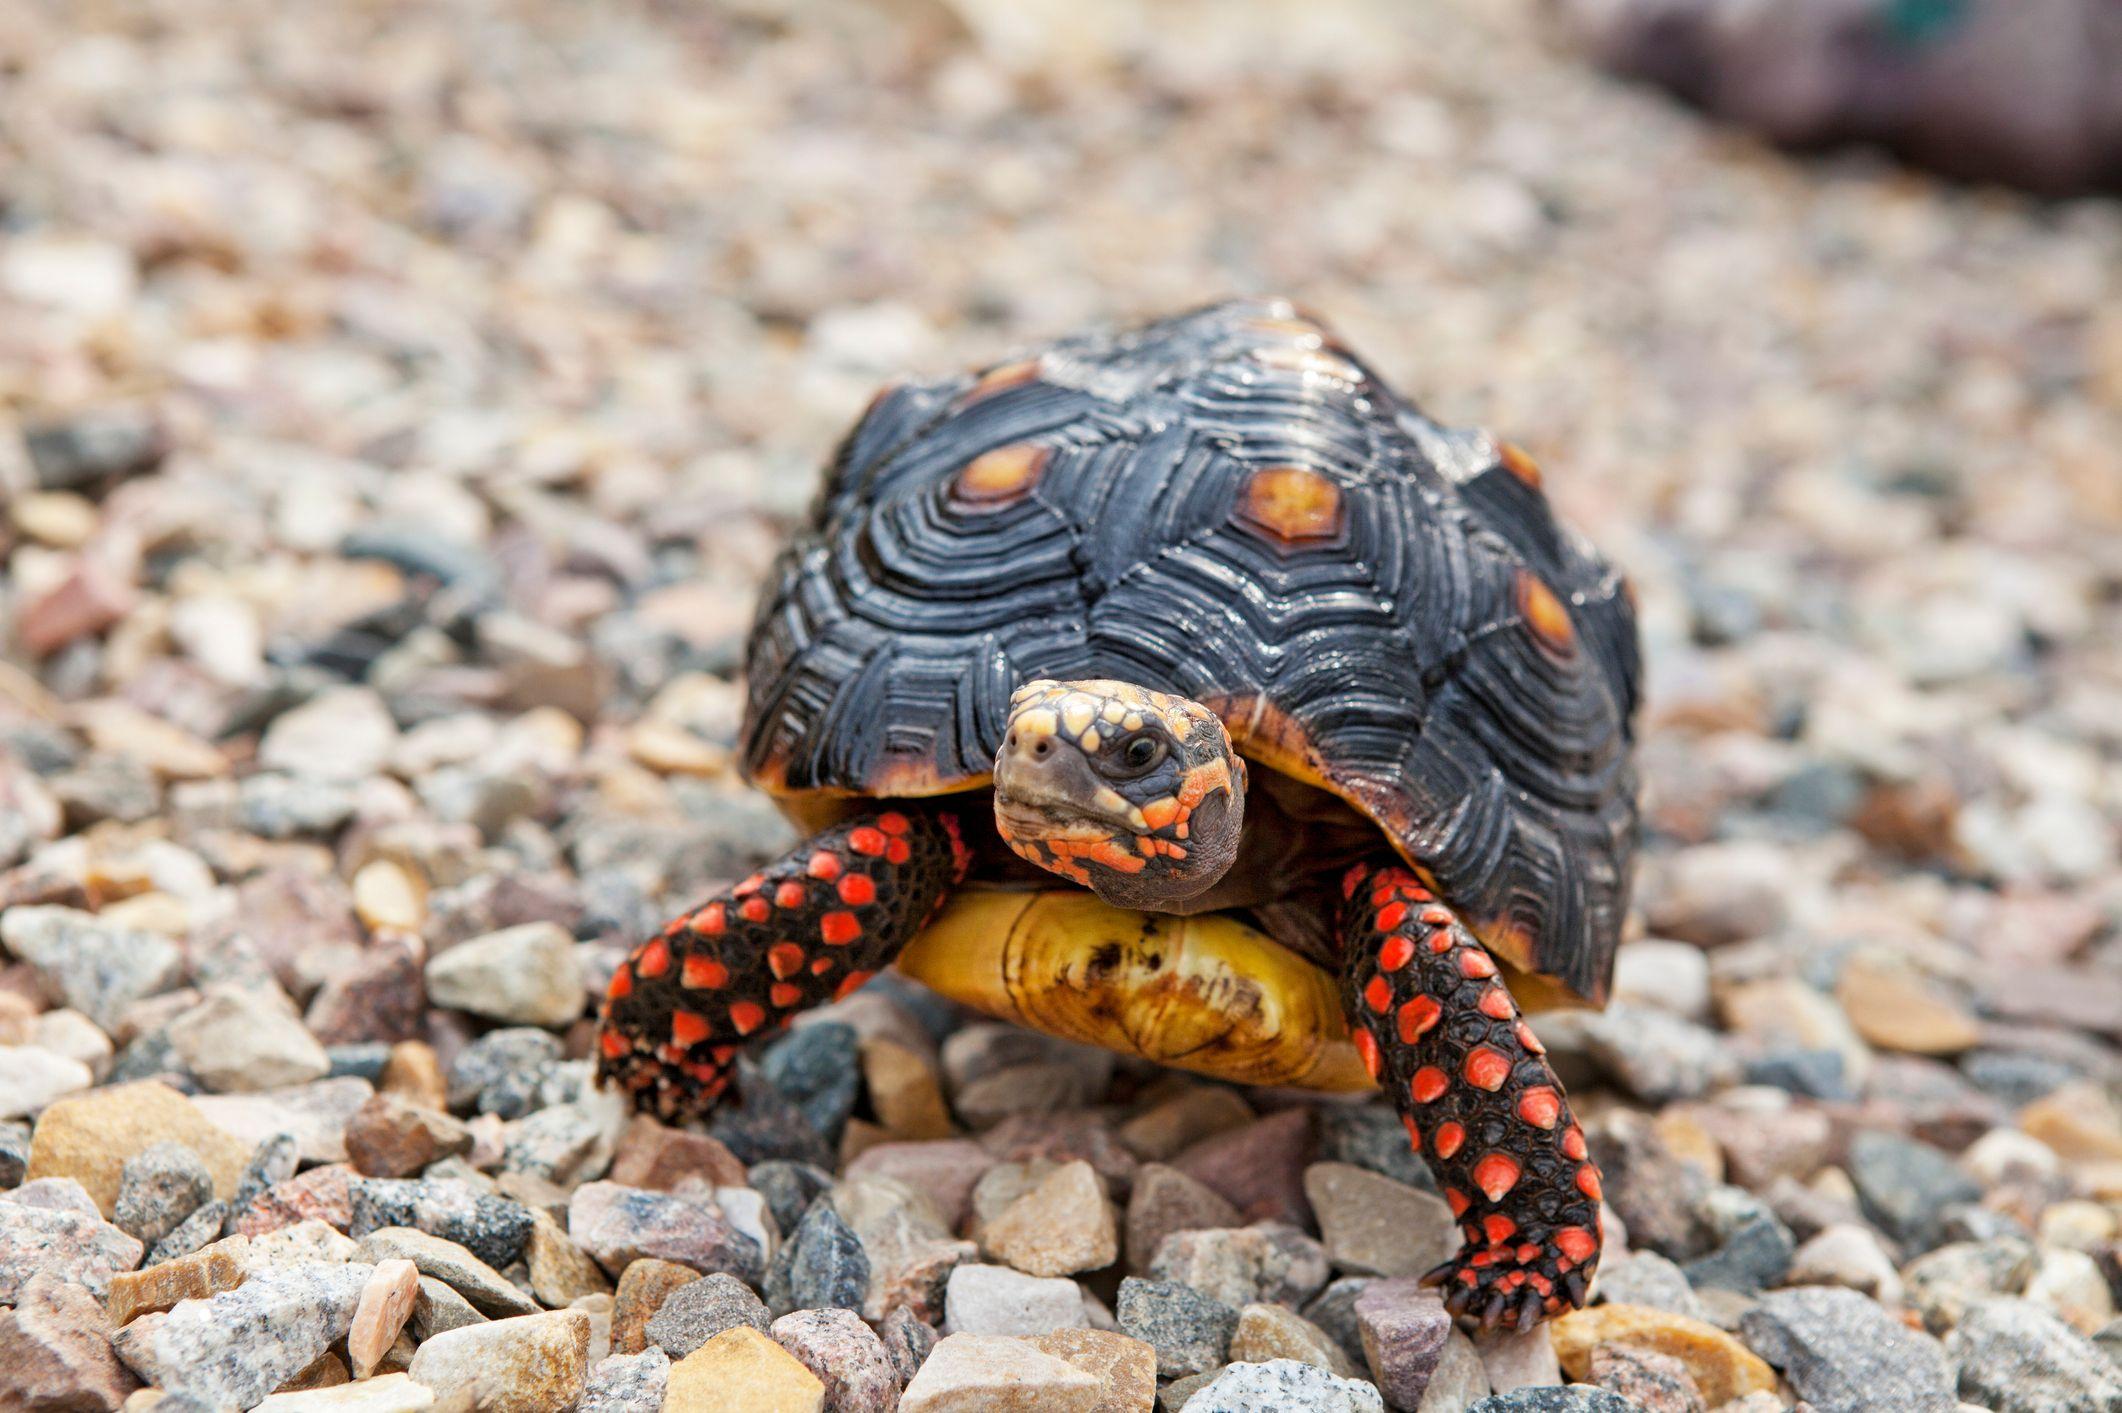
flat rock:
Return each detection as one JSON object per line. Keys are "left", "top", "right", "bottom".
{"left": 664, "top": 1325, "right": 826, "bottom": 1412}
{"left": 425, "top": 922, "right": 585, "bottom": 1028}
{"left": 1117, "top": 1088, "right": 1255, "bottom": 1163}
{"left": 1171, "top": 1111, "right": 1313, "bottom": 1227}
{"left": 1738, "top": 1286, "right": 1956, "bottom": 1413}
{"left": 1587, "top": 1344, "right": 1707, "bottom": 1413}
{"left": 1147, "top": 1223, "right": 1330, "bottom": 1310}
{"left": 1903, "top": 1237, "right": 2036, "bottom": 1333}
{"left": 1024, "top": 1328, "right": 1160, "bottom": 1413}
{"left": 899, "top": 1332, "right": 1102, "bottom": 1412}
{"left": 577, "top": 1347, "right": 670, "bottom": 1413}
{"left": 349, "top": 1177, "right": 534, "bottom": 1268}
{"left": 1, "top": 908, "right": 185, "bottom": 1032}
{"left": 166, "top": 987, "right": 332, "bottom": 1093}
{"left": 1465, "top": 1391, "right": 1645, "bottom": 1412}
{"left": 107, "top": 1236, "right": 250, "bottom": 1325}
{"left": 0, "top": 1044, "right": 93, "bottom": 1119}
{"left": 1304, "top": 1163, "right": 1458, "bottom": 1280}
{"left": 646, "top": 1271, "right": 772, "bottom": 1357}
{"left": 612, "top": 1257, "right": 702, "bottom": 1355}
{"left": 1835, "top": 957, "right": 1981, "bottom": 1055}
{"left": 249, "top": 1218, "right": 359, "bottom": 1268}
{"left": 234, "top": 1164, "right": 355, "bottom": 1238}
{"left": 0, "top": 1197, "right": 144, "bottom": 1300}
{"left": 1116, "top": 1276, "right": 1237, "bottom": 1378}
{"left": 406, "top": 1309, "right": 592, "bottom": 1413}
{"left": 1231, "top": 1301, "right": 1356, "bottom": 1376}
{"left": 352, "top": 1227, "right": 539, "bottom": 1317}
{"left": 1126, "top": 1164, "right": 1243, "bottom": 1276}
{"left": 112, "top": 1260, "right": 370, "bottom": 1408}
{"left": 1846, "top": 1132, "right": 1980, "bottom": 1252}
{"left": 944, "top": 1262, "right": 1089, "bottom": 1336}
{"left": 344, "top": 1093, "right": 473, "bottom": 1178}
{"left": 1177, "top": 1358, "right": 1385, "bottom": 1412}
{"left": 255, "top": 1373, "right": 435, "bottom": 1410}
{"left": 607, "top": 1115, "right": 748, "bottom": 1190}
{"left": 842, "top": 1140, "right": 997, "bottom": 1234}
{"left": 410, "top": 1275, "right": 487, "bottom": 1342}
{"left": 26, "top": 1081, "right": 248, "bottom": 1214}
{"left": 770, "top": 1307, "right": 901, "bottom": 1413}
{"left": 1550, "top": 1303, "right": 1776, "bottom": 1405}
{"left": 569, "top": 1181, "right": 764, "bottom": 1283}
{"left": 983, "top": 1160, "right": 1118, "bottom": 1278}
{"left": 1945, "top": 1297, "right": 2122, "bottom": 1413}
{"left": 0, "top": 1270, "right": 140, "bottom": 1411}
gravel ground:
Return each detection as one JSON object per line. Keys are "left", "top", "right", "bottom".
{"left": 3, "top": 1, "right": 2121, "bottom": 1411}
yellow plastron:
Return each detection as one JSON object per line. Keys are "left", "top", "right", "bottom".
{"left": 896, "top": 887, "right": 1375, "bottom": 1093}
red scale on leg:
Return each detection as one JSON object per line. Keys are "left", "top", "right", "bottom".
{"left": 1339, "top": 862, "right": 1607, "bottom": 1331}
{"left": 598, "top": 807, "right": 966, "bottom": 1124}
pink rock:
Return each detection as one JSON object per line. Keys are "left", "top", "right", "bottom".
{"left": 1171, "top": 1109, "right": 1315, "bottom": 1226}
{"left": 348, "top": 1257, "right": 421, "bottom": 1377}
{"left": 234, "top": 1164, "right": 355, "bottom": 1237}
{"left": 0, "top": 1270, "right": 140, "bottom": 1410}
{"left": 19, "top": 558, "right": 135, "bottom": 656}
{"left": 845, "top": 1140, "right": 997, "bottom": 1232}
{"left": 1354, "top": 1277, "right": 1452, "bottom": 1411}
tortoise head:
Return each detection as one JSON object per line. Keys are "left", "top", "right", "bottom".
{"left": 993, "top": 679, "right": 1247, "bottom": 911}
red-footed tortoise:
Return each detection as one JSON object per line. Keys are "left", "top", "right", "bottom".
{"left": 599, "top": 299, "right": 1641, "bottom": 1329}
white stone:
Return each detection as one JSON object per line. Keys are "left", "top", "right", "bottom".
{"left": 0, "top": 1044, "right": 94, "bottom": 1118}
{"left": 256, "top": 1372, "right": 437, "bottom": 1410}
{"left": 258, "top": 686, "right": 400, "bottom": 780}
{"left": 425, "top": 922, "right": 586, "bottom": 1028}
{"left": 899, "top": 1332, "right": 1101, "bottom": 1413}
{"left": 943, "top": 1263, "right": 1090, "bottom": 1336}
{"left": 166, "top": 986, "right": 331, "bottom": 1093}
{"left": 1611, "top": 939, "right": 1714, "bottom": 1022}
{"left": 1788, "top": 1223, "right": 1905, "bottom": 1306}
{"left": 1179, "top": 1358, "right": 1386, "bottom": 1412}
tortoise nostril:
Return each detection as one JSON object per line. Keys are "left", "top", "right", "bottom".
{"left": 1032, "top": 739, "right": 1051, "bottom": 758}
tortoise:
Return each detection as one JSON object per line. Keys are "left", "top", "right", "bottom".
{"left": 598, "top": 298, "right": 1641, "bottom": 1329}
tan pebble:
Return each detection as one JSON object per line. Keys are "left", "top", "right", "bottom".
{"left": 1834, "top": 956, "right": 1982, "bottom": 1055}
{"left": 864, "top": 1039, "right": 955, "bottom": 1141}
{"left": 107, "top": 1237, "right": 250, "bottom": 1325}
{"left": 352, "top": 860, "right": 427, "bottom": 932}
{"left": 664, "top": 1326, "right": 825, "bottom": 1413}
{"left": 1550, "top": 1303, "right": 1778, "bottom": 1405}
{"left": 982, "top": 1160, "right": 1119, "bottom": 1278}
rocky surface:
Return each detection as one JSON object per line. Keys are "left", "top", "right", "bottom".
{"left": 1, "top": 0, "right": 2120, "bottom": 1409}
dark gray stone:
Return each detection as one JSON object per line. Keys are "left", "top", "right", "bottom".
{"left": 220, "top": 1133, "right": 299, "bottom": 1235}
{"left": 25, "top": 408, "right": 165, "bottom": 490}
{"left": 347, "top": 1177, "right": 535, "bottom": 1268}
{"left": 1468, "top": 1390, "right": 1645, "bottom": 1412}
{"left": 114, "top": 1142, "right": 214, "bottom": 1246}
{"left": 1117, "top": 1276, "right": 1238, "bottom": 1378}
{"left": 1846, "top": 1132, "right": 1980, "bottom": 1252}
{"left": 765, "top": 1202, "right": 869, "bottom": 1316}
{"left": 1317, "top": 1105, "right": 1433, "bottom": 1191}
{"left": 446, "top": 1027, "right": 563, "bottom": 1113}
{"left": 1739, "top": 1286, "right": 1955, "bottom": 1413}
{"left": 149, "top": 1201, "right": 229, "bottom": 1266}
{"left": 708, "top": 1062, "right": 832, "bottom": 1168}
{"left": 748, "top": 1160, "right": 834, "bottom": 1238}
{"left": 1683, "top": 1213, "right": 1794, "bottom": 1293}
{"left": 762, "top": 1022, "right": 861, "bottom": 1145}
{"left": 644, "top": 1272, "right": 771, "bottom": 1358}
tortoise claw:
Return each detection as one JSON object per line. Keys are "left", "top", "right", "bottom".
{"left": 1419, "top": 1260, "right": 1456, "bottom": 1289}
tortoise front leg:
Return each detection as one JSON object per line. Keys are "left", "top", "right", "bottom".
{"left": 598, "top": 806, "right": 970, "bottom": 1121}
{"left": 1338, "top": 862, "right": 1604, "bottom": 1330}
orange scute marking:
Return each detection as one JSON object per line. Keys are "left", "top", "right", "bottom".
{"left": 1444, "top": 1187, "right": 1470, "bottom": 1217}
{"left": 1239, "top": 465, "right": 1345, "bottom": 543}
{"left": 691, "top": 903, "right": 727, "bottom": 935}
{"left": 740, "top": 897, "right": 771, "bottom": 924}
{"left": 767, "top": 944, "right": 805, "bottom": 980}
{"left": 1498, "top": 441, "right": 1544, "bottom": 489}
{"left": 1464, "top": 1047, "right": 1511, "bottom": 1091}
{"left": 954, "top": 443, "right": 1050, "bottom": 505}
{"left": 729, "top": 1001, "right": 767, "bottom": 1036}
{"left": 770, "top": 983, "right": 802, "bottom": 1009}
{"left": 1378, "top": 935, "right": 1414, "bottom": 972}
{"left": 1458, "top": 950, "right": 1498, "bottom": 979}
{"left": 877, "top": 812, "right": 910, "bottom": 834}
{"left": 599, "top": 1030, "right": 630, "bottom": 1058}
{"left": 1354, "top": 1028, "right": 1380, "bottom": 1080}
{"left": 849, "top": 827, "right": 887, "bottom": 856}
{"left": 1397, "top": 995, "right": 1441, "bottom": 1042}
{"left": 806, "top": 851, "right": 843, "bottom": 881}
{"left": 775, "top": 882, "right": 806, "bottom": 910}
{"left": 1478, "top": 988, "right": 1515, "bottom": 1019}
{"left": 886, "top": 838, "right": 910, "bottom": 864}
{"left": 1483, "top": 1214, "right": 1518, "bottom": 1245}
{"left": 1517, "top": 569, "right": 1577, "bottom": 654}
{"left": 1141, "top": 798, "right": 1181, "bottom": 831}
{"left": 635, "top": 938, "right": 671, "bottom": 978}
{"left": 606, "top": 968, "right": 633, "bottom": 1000}
{"left": 838, "top": 875, "right": 876, "bottom": 906}
{"left": 1473, "top": 1153, "right": 1523, "bottom": 1202}
{"left": 1562, "top": 1126, "right": 1587, "bottom": 1161}
{"left": 1576, "top": 1165, "right": 1603, "bottom": 1201}
{"left": 1555, "top": 1227, "right": 1598, "bottom": 1263}
{"left": 820, "top": 911, "right": 861, "bottom": 946}
{"left": 834, "top": 970, "right": 873, "bottom": 1001}
{"left": 1363, "top": 975, "right": 1392, "bottom": 1013}
{"left": 1432, "top": 1121, "right": 1465, "bottom": 1159}
{"left": 670, "top": 1011, "right": 711, "bottom": 1047}
{"left": 1517, "top": 1021, "right": 1547, "bottom": 1056}
{"left": 1375, "top": 901, "right": 1408, "bottom": 932}
{"left": 1402, "top": 1114, "right": 1422, "bottom": 1150}
{"left": 682, "top": 955, "right": 729, "bottom": 989}
{"left": 1517, "top": 1086, "right": 1562, "bottom": 1129}
{"left": 810, "top": 957, "right": 833, "bottom": 975}
{"left": 1410, "top": 1066, "right": 1448, "bottom": 1103}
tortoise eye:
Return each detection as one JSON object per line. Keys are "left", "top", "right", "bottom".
{"left": 1113, "top": 734, "right": 1165, "bottom": 775}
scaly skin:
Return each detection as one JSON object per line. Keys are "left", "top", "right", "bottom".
{"left": 1340, "top": 861, "right": 1604, "bottom": 1330}
{"left": 598, "top": 806, "right": 970, "bottom": 1121}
